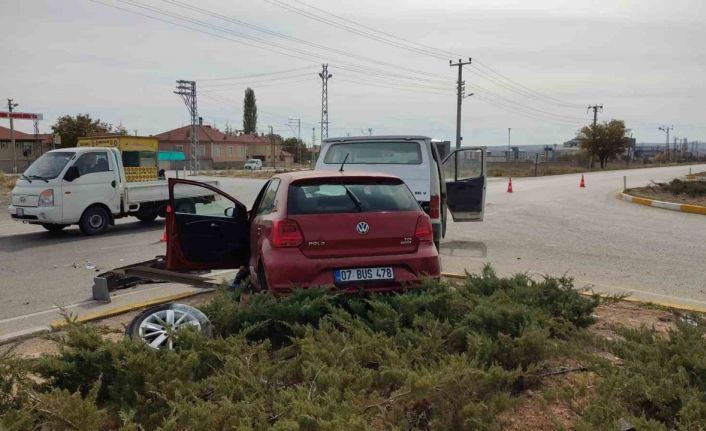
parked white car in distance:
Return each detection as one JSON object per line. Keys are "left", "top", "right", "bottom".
{"left": 243, "top": 159, "right": 263, "bottom": 170}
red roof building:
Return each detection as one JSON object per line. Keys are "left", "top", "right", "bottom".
{"left": 154, "top": 124, "right": 294, "bottom": 169}
{"left": 0, "top": 126, "right": 53, "bottom": 173}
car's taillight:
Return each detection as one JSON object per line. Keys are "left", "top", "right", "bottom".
{"left": 415, "top": 215, "right": 433, "bottom": 242}
{"left": 429, "top": 194, "right": 440, "bottom": 219}
{"left": 271, "top": 219, "right": 304, "bottom": 247}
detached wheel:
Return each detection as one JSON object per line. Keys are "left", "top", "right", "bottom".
{"left": 127, "top": 303, "right": 212, "bottom": 350}
{"left": 79, "top": 206, "right": 109, "bottom": 235}
{"left": 41, "top": 223, "right": 68, "bottom": 232}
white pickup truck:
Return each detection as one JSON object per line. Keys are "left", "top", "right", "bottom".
{"left": 8, "top": 146, "right": 218, "bottom": 235}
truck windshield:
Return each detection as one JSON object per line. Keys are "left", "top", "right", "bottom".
{"left": 23, "top": 152, "right": 74, "bottom": 180}
{"left": 323, "top": 142, "right": 422, "bottom": 164}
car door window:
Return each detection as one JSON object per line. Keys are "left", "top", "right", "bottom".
{"left": 256, "top": 179, "right": 281, "bottom": 215}
{"left": 173, "top": 182, "right": 240, "bottom": 218}
{"left": 74, "top": 151, "right": 110, "bottom": 176}
{"left": 442, "top": 149, "right": 483, "bottom": 182}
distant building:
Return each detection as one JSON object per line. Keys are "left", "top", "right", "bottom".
{"left": 563, "top": 138, "right": 582, "bottom": 148}
{"left": 154, "top": 123, "right": 294, "bottom": 169}
{"left": 0, "top": 126, "right": 52, "bottom": 172}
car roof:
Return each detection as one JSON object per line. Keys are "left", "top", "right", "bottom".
{"left": 323, "top": 135, "right": 431, "bottom": 143}
{"left": 273, "top": 170, "right": 402, "bottom": 183}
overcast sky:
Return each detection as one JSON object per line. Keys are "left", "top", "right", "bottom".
{"left": 1, "top": 0, "right": 705, "bottom": 146}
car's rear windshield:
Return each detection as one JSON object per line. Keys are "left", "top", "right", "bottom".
{"left": 323, "top": 141, "right": 422, "bottom": 165}
{"left": 288, "top": 180, "right": 420, "bottom": 215}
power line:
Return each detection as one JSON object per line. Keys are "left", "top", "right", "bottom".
{"left": 90, "top": 0, "right": 591, "bottom": 127}
{"left": 200, "top": 73, "right": 313, "bottom": 88}
{"left": 263, "top": 0, "right": 585, "bottom": 109}
{"left": 196, "top": 67, "right": 312, "bottom": 82}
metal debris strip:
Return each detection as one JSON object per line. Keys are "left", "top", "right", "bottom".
{"left": 92, "top": 257, "right": 219, "bottom": 302}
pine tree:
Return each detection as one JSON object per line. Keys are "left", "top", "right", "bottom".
{"left": 243, "top": 88, "right": 257, "bottom": 134}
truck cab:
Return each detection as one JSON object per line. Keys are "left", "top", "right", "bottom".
{"left": 10, "top": 147, "right": 125, "bottom": 234}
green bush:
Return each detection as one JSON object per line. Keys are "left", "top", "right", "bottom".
{"left": 2, "top": 268, "right": 704, "bottom": 429}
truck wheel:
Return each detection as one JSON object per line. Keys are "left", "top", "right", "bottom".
{"left": 79, "top": 206, "right": 109, "bottom": 235}
{"left": 136, "top": 213, "right": 158, "bottom": 223}
{"left": 41, "top": 223, "right": 68, "bottom": 232}
{"left": 174, "top": 199, "right": 196, "bottom": 214}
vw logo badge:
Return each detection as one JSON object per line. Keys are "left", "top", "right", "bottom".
{"left": 356, "top": 221, "right": 369, "bottom": 235}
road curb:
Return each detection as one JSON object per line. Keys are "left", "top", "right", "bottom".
{"left": 618, "top": 192, "right": 706, "bottom": 215}
{"left": 441, "top": 272, "right": 706, "bottom": 314}
{"left": 50, "top": 289, "right": 215, "bottom": 330}
{"left": 0, "top": 290, "right": 216, "bottom": 346}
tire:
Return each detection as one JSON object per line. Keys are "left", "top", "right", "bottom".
{"left": 256, "top": 262, "right": 269, "bottom": 292}
{"left": 174, "top": 199, "right": 196, "bottom": 214}
{"left": 135, "top": 213, "right": 158, "bottom": 223}
{"left": 126, "top": 303, "right": 212, "bottom": 350}
{"left": 79, "top": 206, "right": 109, "bottom": 235}
{"left": 441, "top": 203, "right": 448, "bottom": 238}
{"left": 41, "top": 223, "right": 68, "bottom": 232}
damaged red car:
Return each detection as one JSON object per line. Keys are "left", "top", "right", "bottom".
{"left": 165, "top": 171, "right": 465, "bottom": 294}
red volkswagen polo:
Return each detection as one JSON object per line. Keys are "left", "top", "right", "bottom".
{"left": 165, "top": 171, "right": 468, "bottom": 294}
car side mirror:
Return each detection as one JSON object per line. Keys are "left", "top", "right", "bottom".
{"left": 64, "top": 166, "right": 80, "bottom": 182}
{"left": 224, "top": 207, "right": 236, "bottom": 218}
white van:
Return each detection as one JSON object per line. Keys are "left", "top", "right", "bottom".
{"left": 314, "top": 135, "right": 486, "bottom": 248}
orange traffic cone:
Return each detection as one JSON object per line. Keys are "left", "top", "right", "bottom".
{"left": 160, "top": 205, "right": 172, "bottom": 242}
{"left": 579, "top": 175, "right": 586, "bottom": 188}
{"left": 507, "top": 177, "right": 513, "bottom": 193}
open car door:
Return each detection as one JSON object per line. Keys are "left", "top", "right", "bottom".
{"left": 441, "top": 147, "right": 486, "bottom": 221}
{"left": 166, "top": 179, "right": 250, "bottom": 271}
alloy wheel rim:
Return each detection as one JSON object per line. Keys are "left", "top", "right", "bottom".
{"left": 138, "top": 309, "right": 201, "bottom": 349}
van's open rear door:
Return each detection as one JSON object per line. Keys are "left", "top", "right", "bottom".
{"left": 441, "top": 147, "right": 486, "bottom": 221}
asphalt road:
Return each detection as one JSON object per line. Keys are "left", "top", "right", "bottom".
{"left": 1, "top": 164, "right": 705, "bottom": 323}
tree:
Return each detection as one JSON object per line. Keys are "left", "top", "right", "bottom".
{"left": 51, "top": 114, "right": 115, "bottom": 148}
{"left": 282, "top": 137, "right": 310, "bottom": 163}
{"left": 243, "top": 88, "right": 258, "bottom": 134}
{"left": 576, "top": 119, "right": 629, "bottom": 168}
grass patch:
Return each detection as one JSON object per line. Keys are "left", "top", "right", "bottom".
{"left": 0, "top": 171, "right": 17, "bottom": 194}
{"left": 1, "top": 267, "right": 704, "bottom": 430}
{"left": 627, "top": 179, "right": 706, "bottom": 206}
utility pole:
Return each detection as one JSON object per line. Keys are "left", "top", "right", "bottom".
{"left": 311, "top": 127, "right": 316, "bottom": 166}
{"left": 507, "top": 128, "right": 511, "bottom": 149}
{"left": 318, "top": 64, "right": 332, "bottom": 140}
{"left": 174, "top": 80, "right": 199, "bottom": 174}
{"left": 269, "top": 125, "right": 276, "bottom": 169}
{"left": 587, "top": 105, "right": 603, "bottom": 127}
{"left": 288, "top": 118, "right": 301, "bottom": 164}
{"left": 7, "top": 99, "right": 18, "bottom": 173}
{"left": 658, "top": 126, "right": 673, "bottom": 159}
{"left": 450, "top": 58, "right": 472, "bottom": 149}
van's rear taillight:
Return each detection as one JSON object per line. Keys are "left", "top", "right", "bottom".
{"left": 429, "top": 194, "right": 440, "bottom": 219}
{"left": 415, "top": 215, "right": 433, "bottom": 242}
{"left": 272, "top": 219, "right": 304, "bottom": 247}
